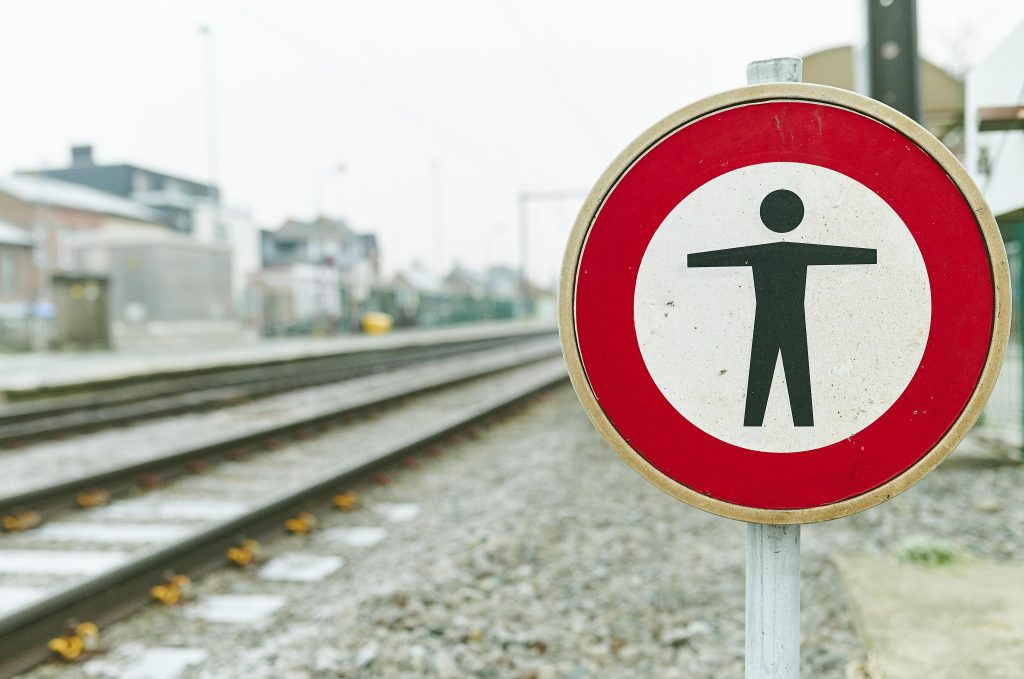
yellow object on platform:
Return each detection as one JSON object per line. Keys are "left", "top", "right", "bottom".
{"left": 361, "top": 312, "right": 394, "bottom": 335}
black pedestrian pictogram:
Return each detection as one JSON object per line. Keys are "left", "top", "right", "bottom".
{"left": 687, "top": 189, "right": 876, "bottom": 427}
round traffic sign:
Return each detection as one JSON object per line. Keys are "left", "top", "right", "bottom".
{"left": 559, "top": 83, "right": 1010, "bottom": 524}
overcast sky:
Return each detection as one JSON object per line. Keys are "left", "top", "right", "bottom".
{"left": 1, "top": 1, "right": 1022, "bottom": 285}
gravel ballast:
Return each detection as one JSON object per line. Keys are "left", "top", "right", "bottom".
{"left": 16, "top": 385, "right": 1024, "bottom": 678}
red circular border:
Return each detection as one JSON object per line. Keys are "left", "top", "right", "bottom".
{"left": 575, "top": 101, "right": 994, "bottom": 510}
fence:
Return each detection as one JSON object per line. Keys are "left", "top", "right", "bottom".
{"left": 978, "top": 239, "right": 1022, "bottom": 448}
{"left": 0, "top": 316, "right": 38, "bottom": 352}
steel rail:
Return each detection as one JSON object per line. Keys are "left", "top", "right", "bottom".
{"left": 0, "top": 332, "right": 545, "bottom": 418}
{"left": 0, "top": 361, "right": 567, "bottom": 678}
{"left": 0, "top": 331, "right": 555, "bottom": 446}
{"left": 0, "top": 340, "right": 560, "bottom": 521}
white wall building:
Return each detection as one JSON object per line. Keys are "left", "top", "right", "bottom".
{"left": 192, "top": 203, "right": 262, "bottom": 319}
{"left": 965, "top": 21, "right": 1024, "bottom": 221}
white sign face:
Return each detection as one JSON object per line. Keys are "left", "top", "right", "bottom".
{"left": 634, "top": 162, "right": 931, "bottom": 453}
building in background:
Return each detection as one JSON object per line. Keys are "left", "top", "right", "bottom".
{"left": 0, "top": 173, "right": 167, "bottom": 266}
{"left": 802, "top": 46, "right": 965, "bottom": 155}
{"left": 23, "top": 145, "right": 218, "bottom": 234}
{"left": 191, "top": 202, "right": 262, "bottom": 322}
{"left": 390, "top": 261, "right": 445, "bottom": 328}
{"left": 442, "top": 264, "right": 519, "bottom": 322}
{"left": 261, "top": 216, "right": 380, "bottom": 277}
{"left": 964, "top": 20, "right": 1024, "bottom": 240}
{"left": 0, "top": 173, "right": 167, "bottom": 349}
{"left": 258, "top": 216, "right": 381, "bottom": 335}
{"left": 73, "top": 229, "right": 238, "bottom": 348}
{"left": 444, "top": 264, "right": 488, "bottom": 300}
{"left": 383, "top": 261, "right": 521, "bottom": 328}
{"left": 258, "top": 263, "right": 342, "bottom": 336}
{"left": 0, "top": 218, "right": 34, "bottom": 349}
{"left": 0, "top": 173, "right": 240, "bottom": 349}
{"left": 483, "top": 265, "right": 521, "bottom": 304}
{"left": 21, "top": 146, "right": 262, "bottom": 320}
{"left": 3, "top": 145, "right": 540, "bottom": 347}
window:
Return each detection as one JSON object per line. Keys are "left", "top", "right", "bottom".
{"left": 0, "top": 250, "right": 17, "bottom": 295}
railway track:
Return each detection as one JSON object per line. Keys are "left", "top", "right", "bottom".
{"left": 0, "top": 329, "right": 554, "bottom": 447}
{"left": 0, "top": 342, "right": 566, "bottom": 677}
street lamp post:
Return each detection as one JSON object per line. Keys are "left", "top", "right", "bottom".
{"left": 314, "top": 164, "right": 347, "bottom": 218}
{"left": 517, "top": 190, "right": 587, "bottom": 318}
{"left": 198, "top": 25, "right": 219, "bottom": 200}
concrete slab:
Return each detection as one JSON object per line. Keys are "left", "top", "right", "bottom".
{"left": 0, "top": 549, "right": 128, "bottom": 575}
{"left": 373, "top": 502, "right": 421, "bottom": 523}
{"left": 92, "top": 499, "right": 250, "bottom": 522}
{"left": 30, "top": 522, "right": 192, "bottom": 544}
{"left": 83, "top": 646, "right": 207, "bottom": 679}
{"left": 837, "top": 554, "right": 1024, "bottom": 678}
{"left": 941, "top": 427, "right": 1023, "bottom": 468}
{"left": 184, "top": 594, "right": 286, "bottom": 625}
{"left": 321, "top": 526, "right": 388, "bottom": 548}
{"left": 258, "top": 553, "right": 343, "bottom": 582}
{"left": 0, "top": 585, "right": 48, "bottom": 614}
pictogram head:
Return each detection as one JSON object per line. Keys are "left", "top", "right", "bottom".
{"left": 760, "top": 189, "right": 804, "bottom": 233}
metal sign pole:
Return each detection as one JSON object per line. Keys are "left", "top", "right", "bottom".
{"left": 746, "top": 522, "right": 800, "bottom": 678}
{"left": 743, "top": 58, "right": 803, "bottom": 679}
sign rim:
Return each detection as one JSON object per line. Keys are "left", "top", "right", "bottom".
{"left": 558, "top": 82, "right": 1011, "bottom": 525}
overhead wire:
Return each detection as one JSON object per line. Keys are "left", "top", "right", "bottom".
{"left": 495, "top": 0, "right": 608, "bottom": 152}
{"left": 229, "top": 3, "right": 527, "bottom": 189}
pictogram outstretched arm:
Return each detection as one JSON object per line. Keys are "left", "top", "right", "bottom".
{"left": 687, "top": 245, "right": 763, "bottom": 268}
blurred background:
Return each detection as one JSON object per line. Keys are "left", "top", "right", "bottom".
{"left": 1, "top": 2, "right": 1024, "bottom": 678}
{"left": 0, "top": 0, "right": 1020, "bottom": 348}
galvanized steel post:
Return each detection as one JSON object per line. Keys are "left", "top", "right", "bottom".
{"left": 746, "top": 522, "right": 801, "bottom": 678}
{"left": 744, "top": 57, "right": 803, "bottom": 679}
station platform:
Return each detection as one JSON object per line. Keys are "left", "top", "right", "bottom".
{"left": 0, "top": 320, "right": 556, "bottom": 398}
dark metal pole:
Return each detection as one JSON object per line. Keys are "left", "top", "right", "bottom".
{"left": 866, "top": 0, "right": 921, "bottom": 122}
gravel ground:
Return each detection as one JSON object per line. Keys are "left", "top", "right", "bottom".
{"left": 18, "top": 385, "right": 1024, "bottom": 679}
{"left": 0, "top": 339, "right": 557, "bottom": 497}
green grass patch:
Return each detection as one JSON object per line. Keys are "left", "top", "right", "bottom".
{"left": 896, "top": 535, "right": 962, "bottom": 566}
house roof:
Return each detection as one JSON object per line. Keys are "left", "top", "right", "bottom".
{"left": 0, "top": 175, "right": 163, "bottom": 224}
{"left": 393, "top": 264, "right": 444, "bottom": 293}
{"left": 447, "top": 264, "right": 488, "bottom": 288}
{"left": 0, "top": 219, "right": 32, "bottom": 247}
{"left": 271, "top": 216, "right": 354, "bottom": 242}
{"left": 354, "top": 233, "right": 378, "bottom": 250}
